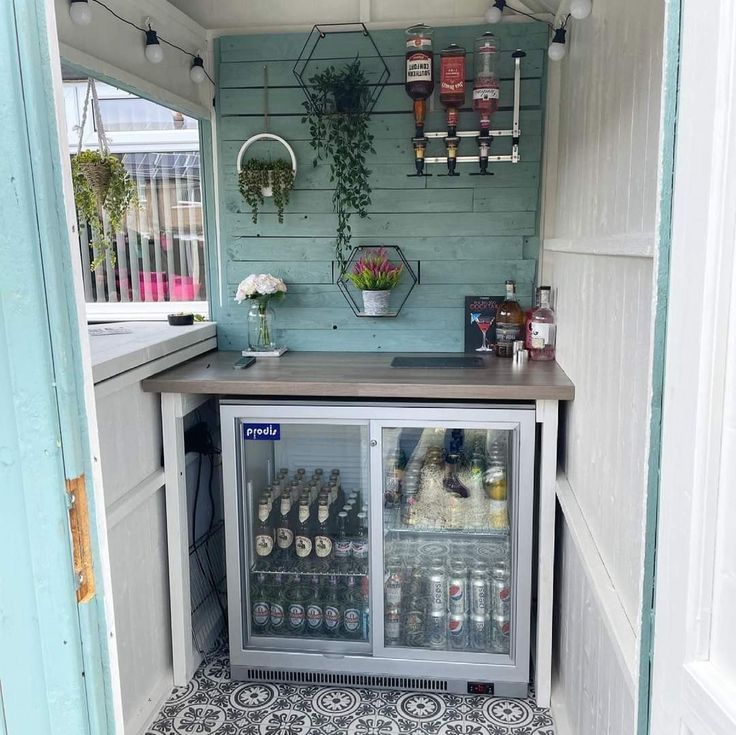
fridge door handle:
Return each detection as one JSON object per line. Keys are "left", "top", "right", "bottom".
{"left": 322, "top": 653, "right": 346, "bottom": 660}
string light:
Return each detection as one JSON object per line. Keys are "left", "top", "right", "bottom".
{"left": 67, "top": 0, "right": 215, "bottom": 83}
{"left": 190, "top": 56, "right": 206, "bottom": 84}
{"left": 485, "top": 0, "right": 505, "bottom": 24}
{"left": 570, "top": 0, "right": 593, "bottom": 19}
{"left": 547, "top": 27, "right": 567, "bottom": 61}
{"left": 482, "top": 0, "right": 587, "bottom": 61}
{"left": 144, "top": 25, "right": 164, "bottom": 64}
{"left": 69, "top": 0, "right": 92, "bottom": 25}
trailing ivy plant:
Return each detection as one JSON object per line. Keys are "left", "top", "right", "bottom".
{"left": 303, "top": 59, "right": 375, "bottom": 268}
{"left": 71, "top": 150, "right": 137, "bottom": 270}
{"left": 238, "top": 158, "right": 295, "bottom": 224}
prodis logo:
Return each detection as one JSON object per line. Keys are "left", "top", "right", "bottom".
{"left": 243, "top": 423, "right": 281, "bottom": 440}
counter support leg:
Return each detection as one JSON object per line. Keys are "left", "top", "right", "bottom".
{"left": 535, "top": 399, "right": 559, "bottom": 709}
{"left": 161, "top": 392, "right": 194, "bottom": 687}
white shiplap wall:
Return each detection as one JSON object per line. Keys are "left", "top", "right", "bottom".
{"left": 542, "top": 0, "right": 665, "bottom": 731}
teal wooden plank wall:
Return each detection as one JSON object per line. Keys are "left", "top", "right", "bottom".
{"left": 214, "top": 23, "right": 547, "bottom": 351}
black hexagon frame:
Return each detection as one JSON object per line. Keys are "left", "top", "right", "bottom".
{"left": 337, "top": 245, "right": 417, "bottom": 318}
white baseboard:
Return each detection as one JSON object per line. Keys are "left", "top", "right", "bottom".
{"left": 129, "top": 672, "right": 174, "bottom": 735}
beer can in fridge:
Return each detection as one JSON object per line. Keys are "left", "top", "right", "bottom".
{"left": 385, "top": 605, "right": 401, "bottom": 646}
{"left": 469, "top": 612, "right": 489, "bottom": 651}
{"left": 448, "top": 564, "right": 468, "bottom": 614}
{"left": 491, "top": 613, "right": 511, "bottom": 653}
{"left": 404, "top": 606, "right": 425, "bottom": 647}
{"left": 490, "top": 563, "right": 511, "bottom": 618}
{"left": 427, "top": 609, "right": 447, "bottom": 650}
{"left": 470, "top": 567, "right": 489, "bottom": 616}
{"left": 448, "top": 612, "right": 468, "bottom": 650}
{"left": 428, "top": 565, "right": 447, "bottom": 612}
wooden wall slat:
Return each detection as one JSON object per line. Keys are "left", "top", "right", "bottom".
{"left": 215, "top": 23, "right": 547, "bottom": 351}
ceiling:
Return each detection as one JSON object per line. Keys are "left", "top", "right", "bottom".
{"left": 166, "top": 0, "right": 564, "bottom": 34}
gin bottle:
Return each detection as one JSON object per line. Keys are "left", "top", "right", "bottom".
{"left": 528, "top": 286, "right": 557, "bottom": 361}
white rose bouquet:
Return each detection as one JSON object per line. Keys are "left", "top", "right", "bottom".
{"left": 235, "top": 273, "right": 287, "bottom": 349}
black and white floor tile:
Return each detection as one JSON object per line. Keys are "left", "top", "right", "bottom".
{"left": 147, "top": 648, "right": 555, "bottom": 735}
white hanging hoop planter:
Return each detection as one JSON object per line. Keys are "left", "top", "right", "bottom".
{"left": 236, "top": 133, "right": 297, "bottom": 198}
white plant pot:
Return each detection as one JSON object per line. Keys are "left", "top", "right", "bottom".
{"left": 261, "top": 172, "right": 273, "bottom": 198}
{"left": 362, "top": 289, "right": 391, "bottom": 316}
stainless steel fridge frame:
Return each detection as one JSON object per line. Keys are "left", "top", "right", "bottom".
{"left": 220, "top": 400, "right": 536, "bottom": 697}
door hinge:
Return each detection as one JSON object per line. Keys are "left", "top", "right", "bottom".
{"left": 66, "top": 475, "right": 95, "bottom": 603}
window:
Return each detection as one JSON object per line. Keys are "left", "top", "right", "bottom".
{"left": 64, "top": 80, "right": 208, "bottom": 319}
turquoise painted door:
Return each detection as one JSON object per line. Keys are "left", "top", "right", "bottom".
{"left": 0, "top": 1, "right": 115, "bottom": 733}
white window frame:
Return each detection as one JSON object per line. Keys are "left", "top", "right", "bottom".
{"left": 65, "top": 80, "right": 209, "bottom": 321}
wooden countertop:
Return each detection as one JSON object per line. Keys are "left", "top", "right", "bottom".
{"left": 141, "top": 351, "right": 574, "bottom": 401}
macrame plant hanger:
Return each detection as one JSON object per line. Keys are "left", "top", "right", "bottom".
{"left": 77, "top": 78, "right": 113, "bottom": 203}
{"left": 235, "top": 65, "right": 297, "bottom": 187}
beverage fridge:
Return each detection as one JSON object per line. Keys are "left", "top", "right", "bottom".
{"left": 220, "top": 401, "right": 535, "bottom": 697}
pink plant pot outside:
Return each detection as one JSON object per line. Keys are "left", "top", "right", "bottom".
{"left": 139, "top": 271, "right": 168, "bottom": 301}
{"left": 170, "top": 275, "right": 200, "bottom": 301}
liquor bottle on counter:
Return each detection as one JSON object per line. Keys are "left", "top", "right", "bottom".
{"left": 495, "top": 280, "right": 525, "bottom": 358}
{"left": 528, "top": 286, "right": 557, "bottom": 361}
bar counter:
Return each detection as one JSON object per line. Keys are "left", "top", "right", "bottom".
{"left": 141, "top": 350, "right": 574, "bottom": 401}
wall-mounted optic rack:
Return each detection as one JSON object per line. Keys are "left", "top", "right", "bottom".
{"left": 417, "top": 49, "right": 526, "bottom": 173}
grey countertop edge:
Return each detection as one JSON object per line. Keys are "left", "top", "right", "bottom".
{"left": 90, "top": 322, "right": 217, "bottom": 384}
{"left": 141, "top": 351, "right": 575, "bottom": 402}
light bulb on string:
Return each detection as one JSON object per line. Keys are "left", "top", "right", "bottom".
{"left": 570, "top": 0, "right": 592, "bottom": 19}
{"left": 190, "top": 56, "right": 206, "bottom": 84}
{"left": 69, "top": 0, "right": 92, "bottom": 25}
{"left": 548, "top": 27, "right": 567, "bottom": 61}
{"left": 144, "top": 27, "right": 163, "bottom": 64}
{"left": 485, "top": 0, "right": 505, "bottom": 24}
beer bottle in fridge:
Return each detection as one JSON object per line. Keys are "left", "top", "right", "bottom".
{"left": 313, "top": 500, "right": 333, "bottom": 570}
{"left": 324, "top": 574, "right": 342, "bottom": 637}
{"left": 294, "top": 499, "right": 313, "bottom": 567}
{"left": 305, "top": 574, "right": 324, "bottom": 636}
{"left": 254, "top": 499, "right": 275, "bottom": 566}
{"left": 342, "top": 575, "right": 362, "bottom": 640}
{"left": 251, "top": 572, "right": 270, "bottom": 635}
{"left": 269, "top": 573, "right": 286, "bottom": 635}
{"left": 275, "top": 495, "right": 294, "bottom": 564}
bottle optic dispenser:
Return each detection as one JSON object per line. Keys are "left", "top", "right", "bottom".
{"left": 405, "top": 24, "right": 434, "bottom": 176}
{"left": 473, "top": 33, "right": 500, "bottom": 174}
{"left": 439, "top": 43, "right": 467, "bottom": 175}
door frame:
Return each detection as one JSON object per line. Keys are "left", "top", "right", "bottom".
{"left": 1, "top": 0, "right": 121, "bottom": 732}
{"left": 649, "top": 0, "right": 736, "bottom": 732}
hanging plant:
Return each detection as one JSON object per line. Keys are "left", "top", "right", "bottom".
{"left": 238, "top": 158, "right": 295, "bottom": 224}
{"left": 303, "top": 59, "right": 375, "bottom": 268}
{"left": 71, "top": 150, "right": 137, "bottom": 270}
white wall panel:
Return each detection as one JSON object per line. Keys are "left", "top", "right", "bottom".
{"left": 555, "top": 529, "right": 637, "bottom": 735}
{"left": 545, "top": 250, "right": 653, "bottom": 626}
{"left": 543, "top": 0, "right": 666, "bottom": 730}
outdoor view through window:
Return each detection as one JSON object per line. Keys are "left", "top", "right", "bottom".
{"left": 64, "top": 78, "right": 206, "bottom": 316}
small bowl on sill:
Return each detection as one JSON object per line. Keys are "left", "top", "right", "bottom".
{"left": 168, "top": 313, "right": 194, "bottom": 326}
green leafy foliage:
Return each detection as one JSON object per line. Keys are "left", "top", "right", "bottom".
{"left": 238, "top": 158, "right": 295, "bottom": 224}
{"left": 303, "top": 59, "right": 375, "bottom": 267}
{"left": 71, "top": 150, "right": 137, "bottom": 271}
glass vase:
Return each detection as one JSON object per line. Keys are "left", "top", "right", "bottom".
{"left": 247, "top": 301, "right": 276, "bottom": 351}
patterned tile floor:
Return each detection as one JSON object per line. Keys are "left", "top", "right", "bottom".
{"left": 147, "top": 648, "right": 555, "bottom": 735}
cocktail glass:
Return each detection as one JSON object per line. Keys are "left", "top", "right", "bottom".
{"left": 476, "top": 316, "right": 493, "bottom": 351}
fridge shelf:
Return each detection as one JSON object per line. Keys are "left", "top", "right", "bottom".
{"left": 383, "top": 510, "right": 510, "bottom": 540}
{"left": 251, "top": 562, "right": 368, "bottom": 577}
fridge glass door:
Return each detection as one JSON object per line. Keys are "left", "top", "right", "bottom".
{"left": 379, "top": 423, "right": 517, "bottom": 661}
{"left": 239, "top": 419, "right": 371, "bottom": 651}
